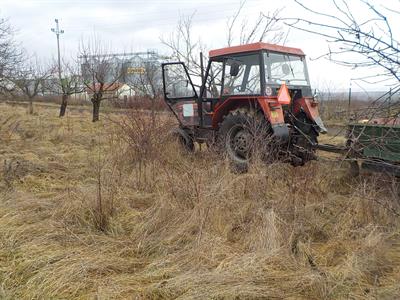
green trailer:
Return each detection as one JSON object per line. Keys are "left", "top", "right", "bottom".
{"left": 346, "top": 121, "right": 400, "bottom": 175}
{"left": 315, "top": 87, "right": 400, "bottom": 175}
{"left": 314, "top": 119, "right": 400, "bottom": 175}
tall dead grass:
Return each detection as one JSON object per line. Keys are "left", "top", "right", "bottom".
{"left": 0, "top": 103, "right": 399, "bottom": 299}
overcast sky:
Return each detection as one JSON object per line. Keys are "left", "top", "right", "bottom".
{"left": 1, "top": 0, "right": 399, "bottom": 92}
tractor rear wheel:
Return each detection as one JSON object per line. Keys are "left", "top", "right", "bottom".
{"left": 218, "top": 109, "right": 271, "bottom": 173}
{"left": 292, "top": 112, "right": 318, "bottom": 165}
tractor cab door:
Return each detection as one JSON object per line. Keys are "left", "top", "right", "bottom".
{"left": 201, "top": 59, "right": 224, "bottom": 126}
{"left": 162, "top": 62, "right": 199, "bottom": 127}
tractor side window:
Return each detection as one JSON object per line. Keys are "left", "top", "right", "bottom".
{"left": 222, "top": 54, "right": 261, "bottom": 95}
{"left": 204, "top": 60, "right": 223, "bottom": 98}
{"left": 164, "top": 63, "right": 196, "bottom": 99}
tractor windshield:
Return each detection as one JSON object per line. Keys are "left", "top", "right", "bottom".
{"left": 264, "top": 52, "right": 309, "bottom": 86}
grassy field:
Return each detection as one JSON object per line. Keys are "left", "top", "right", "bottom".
{"left": 0, "top": 102, "right": 399, "bottom": 299}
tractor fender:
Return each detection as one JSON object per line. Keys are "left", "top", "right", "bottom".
{"left": 256, "top": 97, "right": 289, "bottom": 142}
{"left": 294, "top": 97, "right": 327, "bottom": 133}
{"left": 212, "top": 97, "right": 255, "bottom": 128}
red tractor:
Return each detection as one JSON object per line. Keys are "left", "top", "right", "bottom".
{"left": 162, "top": 42, "right": 327, "bottom": 171}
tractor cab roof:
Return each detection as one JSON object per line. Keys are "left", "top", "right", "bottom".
{"left": 209, "top": 42, "right": 305, "bottom": 58}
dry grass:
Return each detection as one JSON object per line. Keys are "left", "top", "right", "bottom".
{"left": 0, "top": 102, "right": 400, "bottom": 299}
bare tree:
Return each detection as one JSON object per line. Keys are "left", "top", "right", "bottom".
{"left": 127, "top": 62, "right": 162, "bottom": 98}
{"left": 125, "top": 61, "right": 162, "bottom": 125}
{"left": 48, "top": 59, "right": 83, "bottom": 117}
{"left": 161, "top": 3, "right": 284, "bottom": 86}
{"left": 279, "top": 0, "right": 399, "bottom": 84}
{"left": 10, "top": 59, "right": 51, "bottom": 114}
{"left": 227, "top": 4, "right": 284, "bottom": 46}
{"left": 160, "top": 13, "right": 206, "bottom": 82}
{"left": 79, "top": 36, "right": 125, "bottom": 122}
{"left": 0, "top": 16, "right": 23, "bottom": 95}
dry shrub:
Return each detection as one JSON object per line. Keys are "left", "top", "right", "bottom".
{"left": 1, "top": 94, "right": 90, "bottom": 107}
{"left": 52, "top": 108, "right": 176, "bottom": 232}
{"left": 127, "top": 158, "right": 400, "bottom": 299}
{"left": 110, "top": 95, "right": 167, "bottom": 111}
{"left": 110, "top": 108, "right": 176, "bottom": 191}
{"left": 1, "top": 103, "right": 400, "bottom": 299}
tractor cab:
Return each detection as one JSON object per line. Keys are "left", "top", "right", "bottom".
{"left": 162, "top": 42, "right": 326, "bottom": 170}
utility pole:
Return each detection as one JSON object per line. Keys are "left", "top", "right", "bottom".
{"left": 51, "top": 19, "right": 64, "bottom": 89}
{"left": 347, "top": 80, "right": 352, "bottom": 121}
{"left": 388, "top": 87, "right": 392, "bottom": 118}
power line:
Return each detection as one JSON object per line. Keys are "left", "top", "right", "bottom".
{"left": 64, "top": 5, "right": 264, "bottom": 32}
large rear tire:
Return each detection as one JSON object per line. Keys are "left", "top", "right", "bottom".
{"left": 292, "top": 112, "right": 318, "bottom": 165}
{"left": 218, "top": 109, "right": 272, "bottom": 173}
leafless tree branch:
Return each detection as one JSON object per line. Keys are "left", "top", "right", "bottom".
{"left": 9, "top": 58, "right": 51, "bottom": 114}
{"left": 0, "top": 16, "right": 24, "bottom": 95}
{"left": 273, "top": 0, "right": 400, "bottom": 84}
{"left": 79, "top": 35, "right": 125, "bottom": 122}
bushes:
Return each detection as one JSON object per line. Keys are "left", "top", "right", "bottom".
{"left": 110, "top": 95, "right": 167, "bottom": 111}
{"left": 0, "top": 103, "right": 400, "bottom": 298}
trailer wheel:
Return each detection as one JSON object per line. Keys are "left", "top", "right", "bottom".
{"left": 170, "top": 128, "right": 194, "bottom": 152}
